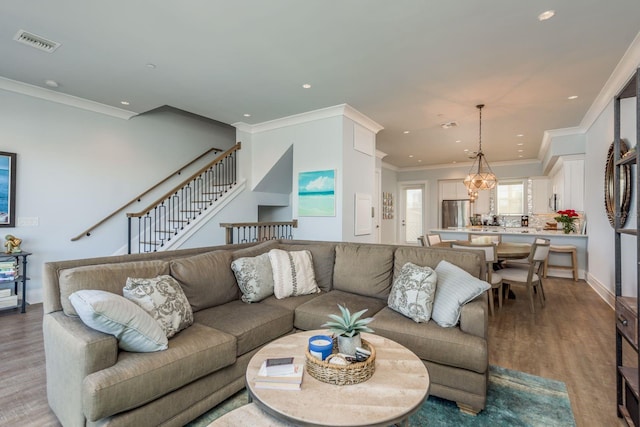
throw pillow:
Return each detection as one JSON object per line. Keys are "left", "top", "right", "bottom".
{"left": 69, "top": 289, "right": 168, "bottom": 352}
{"left": 431, "top": 260, "right": 491, "bottom": 328}
{"left": 231, "top": 253, "right": 275, "bottom": 303}
{"left": 387, "top": 262, "right": 437, "bottom": 323}
{"left": 268, "top": 249, "right": 320, "bottom": 299}
{"left": 123, "top": 275, "right": 193, "bottom": 338}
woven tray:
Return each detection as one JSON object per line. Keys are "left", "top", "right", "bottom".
{"left": 305, "top": 338, "right": 376, "bottom": 385}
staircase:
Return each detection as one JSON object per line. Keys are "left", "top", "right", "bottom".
{"left": 126, "top": 143, "right": 241, "bottom": 253}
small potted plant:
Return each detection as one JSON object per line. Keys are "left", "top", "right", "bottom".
{"left": 322, "top": 304, "right": 374, "bottom": 356}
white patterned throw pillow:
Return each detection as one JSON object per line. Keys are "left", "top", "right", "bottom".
{"left": 268, "top": 249, "right": 320, "bottom": 299}
{"left": 231, "top": 253, "right": 275, "bottom": 303}
{"left": 388, "top": 262, "right": 438, "bottom": 323}
{"left": 431, "top": 260, "right": 491, "bottom": 327}
{"left": 124, "top": 275, "right": 193, "bottom": 338}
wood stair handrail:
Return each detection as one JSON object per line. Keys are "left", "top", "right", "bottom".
{"left": 70, "top": 146, "right": 223, "bottom": 241}
{"left": 219, "top": 220, "right": 298, "bottom": 228}
{"left": 127, "top": 142, "right": 241, "bottom": 219}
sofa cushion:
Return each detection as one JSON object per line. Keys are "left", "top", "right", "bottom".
{"left": 294, "top": 290, "right": 387, "bottom": 331}
{"left": 370, "top": 307, "right": 487, "bottom": 374}
{"left": 194, "top": 300, "right": 293, "bottom": 355}
{"left": 268, "top": 249, "right": 320, "bottom": 299}
{"left": 231, "top": 253, "right": 274, "bottom": 303}
{"left": 432, "top": 260, "right": 491, "bottom": 328}
{"left": 123, "top": 275, "right": 193, "bottom": 338}
{"left": 170, "top": 250, "right": 238, "bottom": 312}
{"left": 69, "top": 290, "right": 168, "bottom": 352}
{"left": 82, "top": 323, "right": 236, "bottom": 421}
{"left": 393, "top": 246, "right": 483, "bottom": 282}
{"left": 333, "top": 243, "right": 395, "bottom": 300}
{"left": 388, "top": 262, "right": 437, "bottom": 323}
{"left": 261, "top": 292, "right": 324, "bottom": 312}
{"left": 59, "top": 260, "right": 170, "bottom": 316}
{"left": 231, "top": 239, "right": 280, "bottom": 259}
{"left": 279, "top": 243, "right": 336, "bottom": 292}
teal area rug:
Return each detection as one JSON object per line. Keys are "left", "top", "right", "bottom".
{"left": 187, "top": 365, "right": 575, "bottom": 426}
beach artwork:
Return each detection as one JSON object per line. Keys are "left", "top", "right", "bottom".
{"left": 298, "top": 170, "right": 335, "bottom": 217}
{"left": 0, "top": 152, "right": 16, "bottom": 227}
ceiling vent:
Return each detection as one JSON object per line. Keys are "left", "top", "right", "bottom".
{"left": 13, "top": 30, "right": 60, "bottom": 53}
{"left": 440, "top": 121, "right": 458, "bottom": 129}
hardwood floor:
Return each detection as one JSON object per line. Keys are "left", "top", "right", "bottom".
{"left": 0, "top": 277, "right": 626, "bottom": 426}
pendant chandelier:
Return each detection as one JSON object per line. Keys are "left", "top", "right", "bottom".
{"left": 463, "top": 104, "right": 497, "bottom": 191}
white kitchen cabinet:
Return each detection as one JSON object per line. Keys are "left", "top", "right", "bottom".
{"left": 440, "top": 180, "right": 469, "bottom": 200}
{"left": 531, "top": 178, "right": 552, "bottom": 213}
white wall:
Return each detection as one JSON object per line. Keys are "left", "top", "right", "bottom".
{"left": 585, "top": 96, "right": 637, "bottom": 300}
{"left": 0, "top": 90, "right": 237, "bottom": 304}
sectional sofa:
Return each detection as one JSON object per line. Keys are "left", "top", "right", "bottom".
{"left": 42, "top": 239, "right": 489, "bottom": 426}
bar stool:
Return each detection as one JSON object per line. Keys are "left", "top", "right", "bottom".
{"left": 543, "top": 244, "right": 578, "bottom": 281}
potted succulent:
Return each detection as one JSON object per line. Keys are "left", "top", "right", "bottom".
{"left": 322, "top": 304, "right": 374, "bottom": 356}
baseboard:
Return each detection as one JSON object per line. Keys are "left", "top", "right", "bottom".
{"left": 585, "top": 272, "right": 615, "bottom": 309}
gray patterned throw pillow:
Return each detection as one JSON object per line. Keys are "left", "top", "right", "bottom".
{"left": 124, "top": 275, "right": 193, "bottom": 338}
{"left": 388, "top": 262, "right": 438, "bottom": 323}
{"left": 231, "top": 253, "right": 275, "bottom": 303}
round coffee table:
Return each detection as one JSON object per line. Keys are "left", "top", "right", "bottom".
{"left": 246, "top": 330, "right": 430, "bottom": 427}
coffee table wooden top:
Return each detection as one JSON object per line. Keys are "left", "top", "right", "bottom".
{"left": 246, "top": 330, "right": 430, "bottom": 427}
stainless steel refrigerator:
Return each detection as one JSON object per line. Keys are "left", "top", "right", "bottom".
{"left": 442, "top": 199, "right": 471, "bottom": 228}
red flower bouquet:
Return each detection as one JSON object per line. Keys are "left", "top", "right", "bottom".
{"left": 554, "top": 209, "right": 579, "bottom": 234}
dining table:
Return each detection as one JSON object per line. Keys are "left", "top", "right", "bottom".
{"left": 434, "top": 241, "right": 532, "bottom": 260}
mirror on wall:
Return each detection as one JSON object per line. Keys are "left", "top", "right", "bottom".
{"left": 604, "top": 139, "right": 632, "bottom": 228}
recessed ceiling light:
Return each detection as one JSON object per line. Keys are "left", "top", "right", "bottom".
{"left": 519, "top": 155, "right": 524, "bottom": 158}
{"left": 463, "top": 148, "right": 469, "bottom": 152}
{"left": 456, "top": 140, "right": 461, "bottom": 143}
{"left": 568, "top": 95, "right": 578, "bottom": 100}
{"left": 44, "top": 79, "right": 58, "bottom": 88}
{"left": 517, "top": 149, "right": 524, "bottom": 153}
{"left": 517, "top": 142, "right": 524, "bottom": 146}
{"left": 538, "top": 10, "right": 555, "bottom": 21}
{"left": 302, "top": 83, "right": 311, "bottom": 89}
{"left": 403, "top": 130, "right": 410, "bottom": 134}
{"left": 146, "top": 63, "right": 156, "bottom": 69}
{"left": 409, "top": 154, "right": 414, "bottom": 158}
{"left": 452, "top": 161, "right": 457, "bottom": 164}
{"left": 243, "top": 113, "right": 251, "bottom": 117}
{"left": 516, "top": 134, "right": 524, "bottom": 137}
{"left": 418, "top": 159, "right": 422, "bottom": 163}
{"left": 120, "top": 101, "right": 130, "bottom": 106}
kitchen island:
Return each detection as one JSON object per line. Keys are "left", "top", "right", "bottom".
{"left": 431, "top": 227, "right": 587, "bottom": 280}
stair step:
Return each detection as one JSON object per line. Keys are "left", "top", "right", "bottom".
{"left": 180, "top": 210, "right": 200, "bottom": 213}
{"left": 191, "top": 200, "right": 211, "bottom": 204}
{"left": 155, "top": 231, "right": 175, "bottom": 235}
{"left": 168, "top": 219, "right": 188, "bottom": 223}
{"left": 139, "top": 241, "right": 160, "bottom": 246}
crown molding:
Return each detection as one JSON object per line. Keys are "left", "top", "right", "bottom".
{"left": 375, "top": 149, "right": 388, "bottom": 159}
{"left": 232, "top": 103, "right": 383, "bottom": 135}
{"left": 397, "top": 157, "right": 541, "bottom": 172}
{"left": 0, "top": 76, "right": 137, "bottom": 120}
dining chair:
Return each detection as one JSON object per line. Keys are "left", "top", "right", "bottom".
{"left": 425, "top": 234, "right": 442, "bottom": 247}
{"left": 499, "top": 241, "right": 551, "bottom": 313}
{"left": 451, "top": 242, "right": 503, "bottom": 316}
{"left": 468, "top": 233, "right": 502, "bottom": 244}
{"left": 417, "top": 236, "right": 426, "bottom": 246}
{"left": 506, "top": 237, "right": 550, "bottom": 268}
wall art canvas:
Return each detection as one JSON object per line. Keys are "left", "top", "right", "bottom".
{"left": 0, "top": 152, "right": 16, "bottom": 227}
{"left": 298, "top": 169, "right": 336, "bottom": 217}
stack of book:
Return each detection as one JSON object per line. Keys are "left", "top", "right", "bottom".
{"left": 0, "top": 260, "right": 17, "bottom": 282}
{"left": 254, "top": 357, "right": 303, "bottom": 390}
{"left": 0, "top": 288, "right": 17, "bottom": 308}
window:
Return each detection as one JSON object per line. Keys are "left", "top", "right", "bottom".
{"left": 497, "top": 181, "right": 524, "bottom": 215}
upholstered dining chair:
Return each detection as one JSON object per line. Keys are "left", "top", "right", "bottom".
{"left": 499, "top": 240, "right": 551, "bottom": 313}
{"left": 505, "top": 237, "right": 550, "bottom": 268}
{"left": 451, "top": 242, "right": 503, "bottom": 316}
{"left": 425, "top": 234, "right": 442, "bottom": 247}
{"left": 417, "top": 236, "right": 426, "bottom": 246}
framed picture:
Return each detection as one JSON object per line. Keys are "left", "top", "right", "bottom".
{"left": 298, "top": 169, "right": 336, "bottom": 217}
{"left": 0, "top": 152, "right": 16, "bottom": 227}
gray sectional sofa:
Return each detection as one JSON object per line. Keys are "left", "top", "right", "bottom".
{"left": 42, "top": 239, "right": 489, "bottom": 426}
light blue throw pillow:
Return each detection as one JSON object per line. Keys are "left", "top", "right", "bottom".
{"left": 431, "top": 260, "right": 491, "bottom": 327}
{"left": 69, "top": 289, "right": 168, "bottom": 352}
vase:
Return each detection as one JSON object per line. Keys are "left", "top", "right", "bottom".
{"left": 337, "top": 334, "right": 361, "bottom": 356}
{"left": 561, "top": 222, "right": 575, "bottom": 234}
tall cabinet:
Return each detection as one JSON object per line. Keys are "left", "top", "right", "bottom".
{"left": 615, "top": 67, "right": 640, "bottom": 427}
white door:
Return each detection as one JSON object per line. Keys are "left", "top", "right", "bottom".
{"left": 399, "top": 184, "right": 425, "bottom": 245}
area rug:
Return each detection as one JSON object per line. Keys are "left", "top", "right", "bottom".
{"left": 187, "top": 365, "right": 575, "bottom": 426}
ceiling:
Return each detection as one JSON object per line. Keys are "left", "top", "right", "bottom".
{"left": 1, "top": 1, "right": 639, "bottom": 168}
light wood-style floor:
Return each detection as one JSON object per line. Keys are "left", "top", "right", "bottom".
{"left": 0, "top": 277, "right": 627, "bottom": 427}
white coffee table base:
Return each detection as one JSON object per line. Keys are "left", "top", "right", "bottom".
{"left": 246, "top": 330, "right": 430, "bottom": 427}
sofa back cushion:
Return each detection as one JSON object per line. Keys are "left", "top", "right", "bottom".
{"left": 170, "top": 250, "right": 238, "bottom": 312}
{"left": 333, "top": 243, "right": 395, "bottom": 300}
{"left": 393, "top": 247, "right": 483, "bottom": 280}
{"left": 231, "top": 239, "right": 280, "bottom": 260}
{"left": 279, "top": 243, "right": 336, "bottom": 292}
{"left": 58, "top": 260, "right": 170, "bottom": 316}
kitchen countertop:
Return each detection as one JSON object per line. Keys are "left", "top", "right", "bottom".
{"left": 431, "top": 227, "right": 587, "bottom": 237}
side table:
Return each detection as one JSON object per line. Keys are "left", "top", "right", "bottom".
{"left": 0, "top": 251, "right": 31, "bottom": 313}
